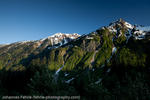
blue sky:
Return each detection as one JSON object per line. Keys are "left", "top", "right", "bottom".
{"left": 0, "top": 0, "right": 150, "bottom": 44}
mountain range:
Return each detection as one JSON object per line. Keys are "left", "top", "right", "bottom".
{"left": 0, "top": 18, "right": 150, "bottom": 100}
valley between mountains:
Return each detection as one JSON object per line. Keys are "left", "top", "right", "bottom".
{"left": 0, "top": 19, "right": 150, "bottom": 100}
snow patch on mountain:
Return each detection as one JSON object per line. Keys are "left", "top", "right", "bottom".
{"left": 124, "top": 22, "right": 134, "bottom": 29}
{"left": 108, "top": 26, "right": 117, "bottom": 33}
{"left": 125, "top": 29, "right": 132, "bottom": 43}
{"left": 65, "top": 78, "right": 75, "bottom": 84}
{"left": 133, "top": 30, "right": 146, "bottom": 40}
{"left": 64, "top": 73, "right": 69, "bottom": 77}
{"left": 95, "top": 78, "right": 102, "bottom": 84}
{"left": 112, "top": 47, "right": 117, "bottom": 54}
{"left": 55, "top": 65, "right": 65, "bottom": 75}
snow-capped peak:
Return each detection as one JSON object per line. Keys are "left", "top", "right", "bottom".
{"left": 0, "top": 32, "right": 80, "bottom": 51}
{"left": 40, "top": 33, "right": 80, "bottom": 41}
{"left": 39, "top": 33, "right": 80, "bottom": 49}
{"left": 124, "top": 22, "right": 134, "bottom": 29}
{"left": 47, "top": 33, "right": 80, "bottom": 38}
{"left": 50, "top": 33, "right": 64, "bottom": 38}
{"left": 109, "top": 18, "right": 134, "bottom": 29}
{"left": 107, "top": 18, "right": 150, "bottom": 41}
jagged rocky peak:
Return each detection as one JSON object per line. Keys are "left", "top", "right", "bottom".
{"left": 107, "top": 19, "right": 150, "bottom": 40}
{"left": 109, "top": 18, "right": 134, "bottom": 29}
{"left": 109, "top": 18, "right": 124, "bottom": 26}
{"left": 106, "top": 18, "right": 134, "bottom": 34}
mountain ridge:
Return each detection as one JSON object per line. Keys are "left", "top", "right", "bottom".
{"left": 0, "top": 19, "right": 150, "bottom": 99}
